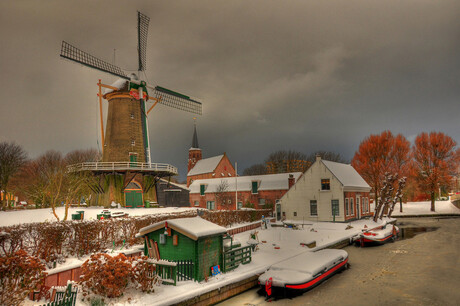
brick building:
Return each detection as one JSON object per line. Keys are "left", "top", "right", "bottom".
{"left": 189, "top": 172, "right": 302, "bottom": 210}
{"left": 186, "top": 123, "right": 235, "bottom": 186}
{"left": 279, "top": 155, "right": 372, "bottom": 222}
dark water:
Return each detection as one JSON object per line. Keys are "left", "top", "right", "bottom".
{"left": 397, "top": 226, "right": 438, "bottom": 240}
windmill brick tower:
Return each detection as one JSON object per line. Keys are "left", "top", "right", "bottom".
{"left": 61, "top": 12, "right": 202, "bottom": 207}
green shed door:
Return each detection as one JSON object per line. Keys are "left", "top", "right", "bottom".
{"left": 125, "top": 182, "right": 143, "bottom": 208}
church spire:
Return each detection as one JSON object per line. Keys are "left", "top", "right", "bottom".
{"left": 192, "top": 117, "right": 199, "bottom": 148}
{"left": 188, "top": 118, "right": 202, "bottom": 176}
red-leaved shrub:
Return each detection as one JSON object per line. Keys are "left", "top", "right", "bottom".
{"left": 80, "top": 253, "right": 131, "bottom": 299}
{"left": 0, "top": 249, "right": 46, "bottom": 306}
{"left": 130, "top": 256, "right": 160, "bottom": 292}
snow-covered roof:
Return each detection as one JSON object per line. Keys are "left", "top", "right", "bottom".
{"left": 103, "top": 78, "right": 128, "bottom": 95}
{"left": 187, "top": 155, "right": 224, "bottom": 176}
{"left": 137, "top": 217, "right": 227, "bottom": 240}
{"left": 322, "top": 160, "right": 371, "bottom": 190}
{"left": 159, "top": 178, "right": 189, "bottom": 191}
{"left": 189, "top": 172, "right": 302, "bottom": 194}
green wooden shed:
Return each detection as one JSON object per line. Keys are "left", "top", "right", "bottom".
{"left": 137, "top": 217, "right": 227, "bottom": 282}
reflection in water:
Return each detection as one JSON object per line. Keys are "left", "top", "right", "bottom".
{"left": 398, "top": 226, "right": 438, "bottom": 240}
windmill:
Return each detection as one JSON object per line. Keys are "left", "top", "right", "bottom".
{"left": 61, "top": 12, "right": 202, "bottom": 207}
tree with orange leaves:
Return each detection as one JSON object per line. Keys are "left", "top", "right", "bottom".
{"left": 412, "top": 132, "right": 460, "bottom": 211}
{"left": 351, "top": 131, "right": 411, "bottom": 211}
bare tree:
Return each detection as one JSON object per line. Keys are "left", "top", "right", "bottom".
{"left": 0, "top": 142, "right": 27, "bottom": 210}
{"left": 374, "top": 173, "right": 406, "bottom": 222}
{"left": 243, "top": 163, "right": 267, "bottom": 176}
{"left": 307, "top": 151, "right": 347, "bottom": 164}
{"left": 214, "top": 180, "right": 231, "bottom": 208}
{"left": 265, "top": 150, "right": 308, "bottom": 174}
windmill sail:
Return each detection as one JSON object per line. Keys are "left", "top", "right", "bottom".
{"left": 137, "top": 12, "right": 150, "bottom": 72}
{"left": 60, "top": 41, "right": 129, "bottom": 80}
{"left": 152, "top": 86, "right": 202, "bottom": 115}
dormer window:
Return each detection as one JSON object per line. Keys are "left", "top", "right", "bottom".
{"left": 321, "top": 179, "right": 330, "bottom": 190}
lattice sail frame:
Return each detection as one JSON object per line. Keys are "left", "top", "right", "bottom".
{"left": 151, "top": 86, "right": 202, "bottom": 115}
{"left": 137, "top": 12, "right": 150, "bottom": 72}
{"left": 60, "top": 41, "right": 129, "bottom": 79}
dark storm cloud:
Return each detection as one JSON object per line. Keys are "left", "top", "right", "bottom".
{"left": 1, "top": 0, "right": 459, "bottom": 181}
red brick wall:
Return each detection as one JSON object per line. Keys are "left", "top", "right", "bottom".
{"left": 190, "top": 189, "right": 288, "bottom": 211}
{"left": 187, "top": 154, "right": 236, "bottom": 186}
{"left": 344, "top": 192, "right": 372, "bottom": 221}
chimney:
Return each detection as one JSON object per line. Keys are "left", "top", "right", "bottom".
{"left": 316, "top": 154, "right": 321, "bottom": 163}
{"left": 288, "top": 174, "right": 295, "bottom": 189}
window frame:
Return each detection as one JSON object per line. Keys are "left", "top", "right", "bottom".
{"left": 310, "top": 200, "right": 318, "bottom": 216}
{"left": 321, "top": 179, "right": 331, "bottom": 191}
{"left": 331, "top": 199, "right": 339, "bottom": 216}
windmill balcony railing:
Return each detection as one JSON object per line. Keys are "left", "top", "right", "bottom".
{"left": 67, "top": 161, "right": 178, "bottom": 174}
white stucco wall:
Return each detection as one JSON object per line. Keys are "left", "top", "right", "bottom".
{"left": 281, "top": 159, "right": 345, "bottom": 222}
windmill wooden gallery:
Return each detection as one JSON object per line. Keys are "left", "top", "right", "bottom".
{"left": 61, "top": 12, "right": 202, "bottom": 208}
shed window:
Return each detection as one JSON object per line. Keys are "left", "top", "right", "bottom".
{"left": 252, "top": 181, "right": 258, "bottom": 194}
{"left": 310, "top": 200, "right": 317, "bottom": 216}
{"left": 321, "top": 179, "right": 330, "bottom": 190}
{"left": 331, "top": 199, "right": 339, "bottom": 216}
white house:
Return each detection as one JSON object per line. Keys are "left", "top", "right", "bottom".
{"left": 279, "top": 155, "right": 372, "bottom": 222}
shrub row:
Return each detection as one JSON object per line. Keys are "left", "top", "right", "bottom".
{"left": 0, "top": 209, "right": 271, "bottom": 266}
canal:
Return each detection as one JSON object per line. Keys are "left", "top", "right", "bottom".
{"left": 218, "top": 217, "right": 460, "bottom": 305}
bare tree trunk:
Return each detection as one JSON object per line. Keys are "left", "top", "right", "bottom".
{"left": 399, "top": 198, "right": 403, "bottom": 212}
{"left": 430, "top": 191, "right": 436, "bottom": 212}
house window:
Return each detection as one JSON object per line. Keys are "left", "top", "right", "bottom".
{"left": 206, "top": 201, "right": 215, "bottom": 210}
{"left": 331, "top": 199, "right": 339, "bottom": 216}
{"left": 364, "top": 197, "right": 369, "bottom": 213}
{"left": 310, "top": 200, "right": 317, "bottom": 216}
{"left": 130, "top": 113, "right": 134, "bottom": 119}
{"left": 294, "top": 212, "right": 297, "bottom": 217}
{"left": 194, "top": 201, "right": 199, "bottom": 207}
{"left": 259, "top": 198, "right": 266, "bottom": 206}
{"left": 345, "top": 198, "right": 349, "bottom": 216}
{"left": 200, "top": 184, "right": 206, "bottom": 196}
{"left": 252, "top": 181, "right": 258, "bottom": 194}
{"left": 350, "top": 198, "right": 354, "bottom": 215}
{"left": 321, "top": 179, "right": 330, "bottom": 190}
{"left": 131, "top": 140, "right": 135, "bottom": 146}
{"left": 237, "top": 201, "right": 243, "bottom": 209}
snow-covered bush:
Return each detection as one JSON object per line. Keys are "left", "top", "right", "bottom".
{"left": 130, "top": 256, "right": 160, "bottom": 293}
{"left": 80, "top": 253, "right": 132, "bottom": 299}
{"left": 0, "top": 209, "right": 272, "bottom": 265}
{"left": 0, "top": 249, "right": 46, "bottom": 306}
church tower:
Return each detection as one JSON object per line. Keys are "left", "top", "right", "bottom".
{"left": 188, "top": 119, "right": 202, "bottom": 173}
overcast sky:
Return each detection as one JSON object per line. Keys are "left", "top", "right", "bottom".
{"left": 1, "top": 0, "right": 459, "bottom": 181}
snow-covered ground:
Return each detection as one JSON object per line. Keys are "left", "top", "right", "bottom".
{"left": 91, "top": 217, "right": 390, "bottom": 306}
{"left": 0, "top": 206, "right": 198, "bottom": 227}
{"left": 391, "top": 200, "right": 460, "bottom": 216}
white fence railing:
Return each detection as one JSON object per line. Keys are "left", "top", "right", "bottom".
{"left": 67, "top": 162, "right": 178, "bottom": 174}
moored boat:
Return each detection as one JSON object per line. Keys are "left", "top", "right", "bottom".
{"left": 258, "top": 249, "right": 349, "bottom": 298}
{"left": 355, "top": 224, "right": 398, "bottom": 246}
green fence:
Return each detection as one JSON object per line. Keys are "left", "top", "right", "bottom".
{"left": 155, "top": 261, "right": 177, "bottom": 286}
{"left": 41, "top": 283, "right": 77, "bottom": 306}
{"left": 223, "top": 245, "right": 252, "bottom": 272}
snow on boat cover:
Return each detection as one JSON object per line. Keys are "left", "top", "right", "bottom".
{"left": 259, "top": 249, "right": 348, "bottom": 295}
{"left": 357, "top": 224, "right": 398, "bottom": 246}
